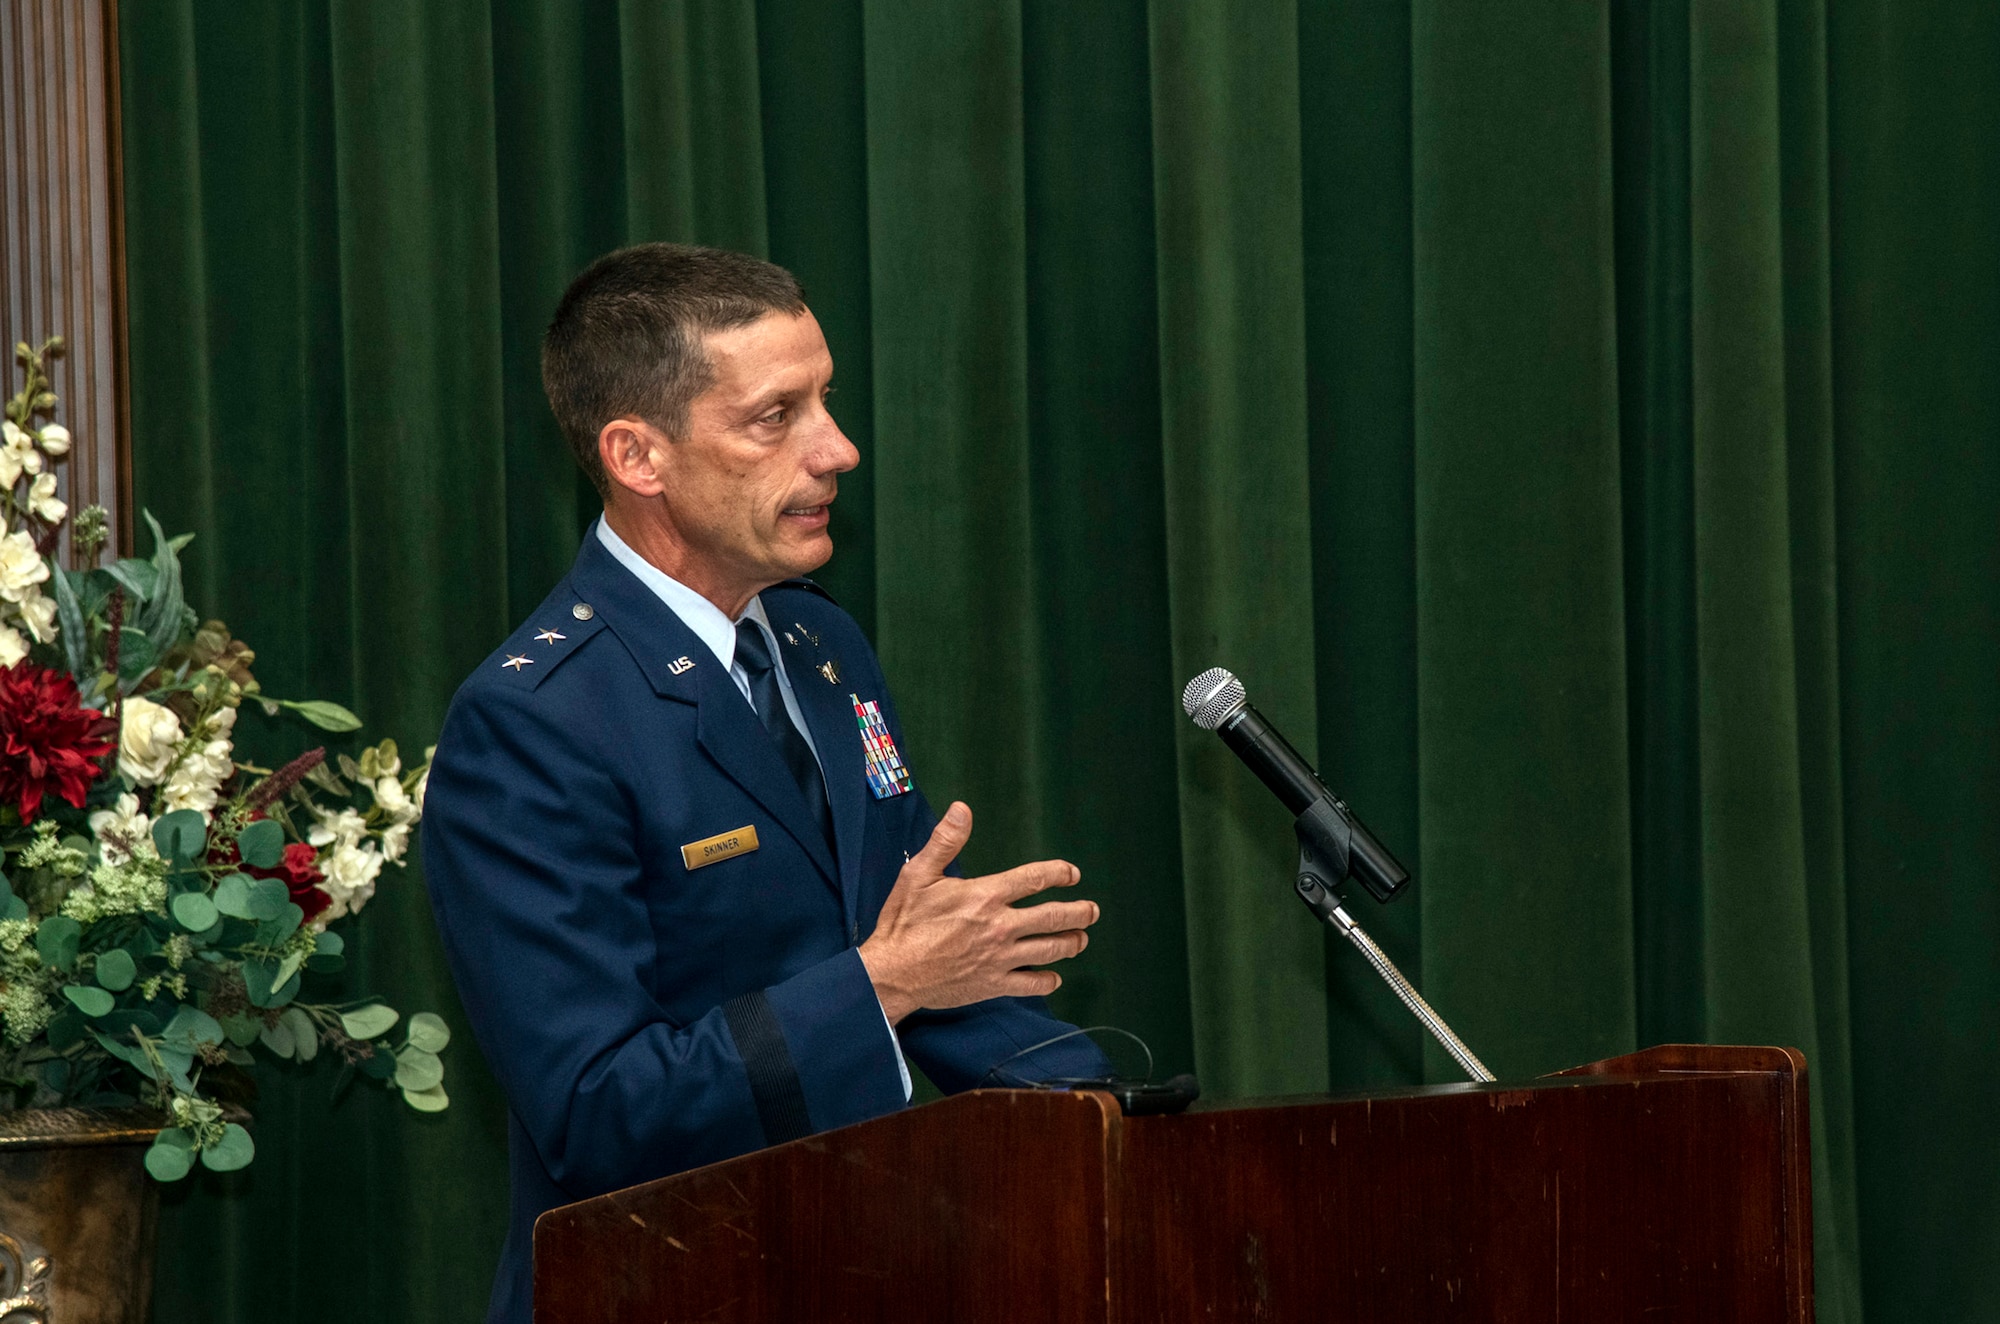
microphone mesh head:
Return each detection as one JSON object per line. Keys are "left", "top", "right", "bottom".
{"left": 1182, "top": 667, "right": 1246, "bottom": 730}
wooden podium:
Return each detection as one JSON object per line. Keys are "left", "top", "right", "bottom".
{"left": 534, "top": 1044, "right": 1812, "bottom": 1321}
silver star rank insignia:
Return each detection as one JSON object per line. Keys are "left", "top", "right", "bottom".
{"left": 534, "top": 628, "right": 566, "bottom": 644}
{"left": 502, "top": 654, "right": 534, "bottom": 671}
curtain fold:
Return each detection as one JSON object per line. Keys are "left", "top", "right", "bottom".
{"left": 116, "top": 2, "right": 2000, "bottom": 1319}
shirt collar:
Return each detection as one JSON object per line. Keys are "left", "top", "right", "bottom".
{"left": 593, "top": 517, "right": 774, "bottom": 670}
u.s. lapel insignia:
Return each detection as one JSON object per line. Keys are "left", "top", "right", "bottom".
{"left": 667, "top": 656, "right": 696, "bottom": 675}
{"left": 817, "top": 659, "right": 841, "bottom": 685}
{"left": 502, "top": 654, "right": 533, "bottom": 671}
{"left": 851, "top": 694, "right": 912, "bottom": 798}
{"left": 534, "top": 628, "right": 565, "bottom": 644}
{"left": 783, "top": 631, "right": 797, "bottom": 646}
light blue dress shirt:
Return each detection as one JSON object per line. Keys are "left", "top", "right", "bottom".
{"left": 596, "top": 517, "right": 913, "bottom": 1101}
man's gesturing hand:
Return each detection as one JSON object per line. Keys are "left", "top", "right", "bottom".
{"left": 859, "top": 801, "right": 1099, "bottom": 1025}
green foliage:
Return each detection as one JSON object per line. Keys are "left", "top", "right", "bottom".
{"left": 94, "top": 948, "right": 136, "bottom": 991}
{"left": 235, "top": 819, "right": 283, "bottom": 868}
{"left": 341, "top": 1004, "right": 398, "bottom": 1040}
{"left": 152, "top": 810, "right": 206, "bottom": 864}
{"left": 145, "top": 1129, "right": 196, "bottom": 1181}
{"left": 269, "top": 698, "right": 364, "bottom": 732}
{"left": 0, "top": 343, "right": 444, "bottom": 1182}
{"left": 35, "top": 914, "right": 80, "bottom": 969}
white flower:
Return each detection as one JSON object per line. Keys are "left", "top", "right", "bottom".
{"left": 412, "top": 765, "right": 428, "bottom": 816}
{"left": 380, "top": 821, "right": 411, "bottom": 864}
{"left": 15, "top": 585, "right": 56, "bottom": 644}
{"left": 89, "top": 793, "right": 157, "bottom": 866}
{"left": 160, "top": 707, "right": 236, "bottom": 818}
{"left": 27, "top": 473, "right": 64, "bottom": 524}
{"left": 118, "top": 696, "right": 184, "bottom": 785}
{"left": 0, "top": 626, "right": 24, "bottom": 669}
{"left": 0, "top": 423, "right": 42, "bottom": 487}
{"left": 36, "top": 423, "right": 70, "bottom": 456}
{"left": 308, "top": 806, "right": 368, "bottom": 851}
{"left": 373, "top": 775, "right": 418, "bottom": 825}
{"left": 320, "top": 842, "right": 383, "bottom": 920}
{"left": 0, "top": 531, "right": 49, "bottom": 603}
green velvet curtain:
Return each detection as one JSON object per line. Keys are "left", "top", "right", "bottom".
{"left": 114, "top": 2, "right": 1997, "bottom": 1320}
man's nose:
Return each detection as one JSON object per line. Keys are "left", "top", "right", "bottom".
{"left": 810, "top": 413, "right": 860, "bottom": 476}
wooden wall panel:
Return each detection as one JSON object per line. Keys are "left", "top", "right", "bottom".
{"left": 0, "top": 0, "right": 128, "bottom": 561}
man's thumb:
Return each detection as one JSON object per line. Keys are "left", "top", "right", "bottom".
{"left": 910, "top": 801, "right": 972, "bottom": 876}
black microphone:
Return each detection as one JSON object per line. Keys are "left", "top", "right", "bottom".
{"left": 1181, "top": 667, "right": 1410, "bottom": 904}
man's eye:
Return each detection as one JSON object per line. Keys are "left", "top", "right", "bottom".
{"left": 760, "top": 408, "right": 788, "bottom": 426}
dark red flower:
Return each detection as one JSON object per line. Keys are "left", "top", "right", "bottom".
{"left": 247, "top": 840, "right": 332, "bottom": 922}
{"left": 0, "top": 661, "right": 118, "bottom": 822}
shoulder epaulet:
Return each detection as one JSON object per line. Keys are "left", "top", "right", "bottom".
{"left": 488, "top": 605, "right": 608, "bottom": 691}
{"left": 775, "top": 576, "right": 839, "bottom": 606}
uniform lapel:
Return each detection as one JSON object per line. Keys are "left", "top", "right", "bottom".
{"left": 783, "top": 659, "right": 870, "bottom": 924}
{"left": 568, "top": 537, "right": 840, "bottom": 895}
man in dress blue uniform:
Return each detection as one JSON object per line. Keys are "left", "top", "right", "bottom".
{"left": 423, "top": 243, "right": 1110, "bottom": 1324}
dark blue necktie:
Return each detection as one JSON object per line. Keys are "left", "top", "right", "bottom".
{"left": 733, "top": 618, "right": 835, "bottom": 856}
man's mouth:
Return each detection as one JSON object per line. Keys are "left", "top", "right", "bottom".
{"left": 781, "top": 500, "right": 832, "bottom": 518}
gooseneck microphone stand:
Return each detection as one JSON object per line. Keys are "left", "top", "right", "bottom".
{"left": 1292, "top": 810, "right": 1494, "bottom": 1082}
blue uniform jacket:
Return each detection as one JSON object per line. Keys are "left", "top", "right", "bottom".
{"left": 422, "top": 532, "right": 1110, "bottom": 1324}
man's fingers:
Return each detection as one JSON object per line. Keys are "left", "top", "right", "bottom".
{"left": 991, "top": 858, "right": 1080, "bottom": 902}
{"left": 1005, "top": 898, "right": 1099, "bottom": 938}
{"left": 1012, "top": 929, "right": 1091, "bottom": 967}
{"left": 905, "top": 802, "right": 973, "bottom": 880}
{"left": 999, "top": 969, "right": 1063, "bottom": 998}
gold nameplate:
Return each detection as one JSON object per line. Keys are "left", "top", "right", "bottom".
{"left": 681, "top": 825, "right": 760, "bottom": 871}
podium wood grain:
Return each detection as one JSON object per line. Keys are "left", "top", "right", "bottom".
{"left": 534, "top": 1044, "right": 1812, "bottom": 1322}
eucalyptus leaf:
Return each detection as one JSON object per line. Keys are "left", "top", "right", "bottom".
{"left": 145, "top": 1130, "right": 196, "bottom": 1182}
{"left": 257, "top": 903, "right": 303, "bottom": 948}
{"left": 358, "top": 1051, "right": 397, "bottom": 1080}
{"left": 340, "top": 1004, "right": 399, "bottom": 1041}
{"left": 236, "top": 819, "right": 284, "bottom": 869}
{"left": 243, "top": 958, "right": 288, "bottom": 1007}
{"left": 200, "top": 1123, "right": 255, "bottom": 1172}
{"left": 45, "top": 1011, "right": 84, "bottom": 1051}
{"left": 219, "top": 1013, "right": 264, "bottom": 1048}
{"left": 401, "top": 1083, "right": 450, "bottom": 1113}
{"left": 258, "top": 1019, "right": 296, "bottom": 1060}
{"left": 246, "top": 877, "right": 291, "bottom": 921}
{"left": 316, "top": 932, "right": 345, "bottom": 958}
{"left": 163, "top": 1004, "right": 223, "bottom": 1046}
{"left": 93, "top": 948, "right": 136, "bottom": 991}
{"left": 213, "top": 873, "right": 255, "bottom": 919}
{"left": 406, "top": 1012, "right": 451, "bottom": 1055}
{"left": 0, "top": 877, "right": 25, "bottom": 922}
{"left": 280, "top": 1007, "right": 318, "bottom": 1063}
{"left": 34, "top": 915, "right": 80, "bottom": 970}
{"left": 152, "top": 810, "right": 207, "bottom": 864}
{"left": 170, "top": 892, "right": 218, "bottom": 934}
{"left": 90, "top": 1029, "right": 151, "bottom": 1071}
{"left": 62, "top": 985, "right": 114, "bottom": 1017}
{"left": 274, "top": 699, "right": 363, "bottom": 733}
{"left": 272, "top": 951, "right": 303, "bottom": 991}
{"left": 393, "top": 1047, "right": 444, "bottom": 1093}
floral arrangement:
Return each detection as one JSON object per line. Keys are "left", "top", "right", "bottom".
{"left": 0, "top": 339, "right": 449, "bottom": 1180}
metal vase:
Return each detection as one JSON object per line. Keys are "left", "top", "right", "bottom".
{"left": 0, "top": 1109, "right": 162, "bottom": 1324}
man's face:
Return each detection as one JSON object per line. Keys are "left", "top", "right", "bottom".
{"left": 643, "top": 309, "right": 857, "bottom": 597}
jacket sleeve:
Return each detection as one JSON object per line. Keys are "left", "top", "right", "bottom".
{"left": 421, "top": 679, "right": 906, "bottom": 1201}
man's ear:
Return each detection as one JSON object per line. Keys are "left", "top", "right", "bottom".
{"left": 598, "top": 417, "right": 669, "bottom": 497}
